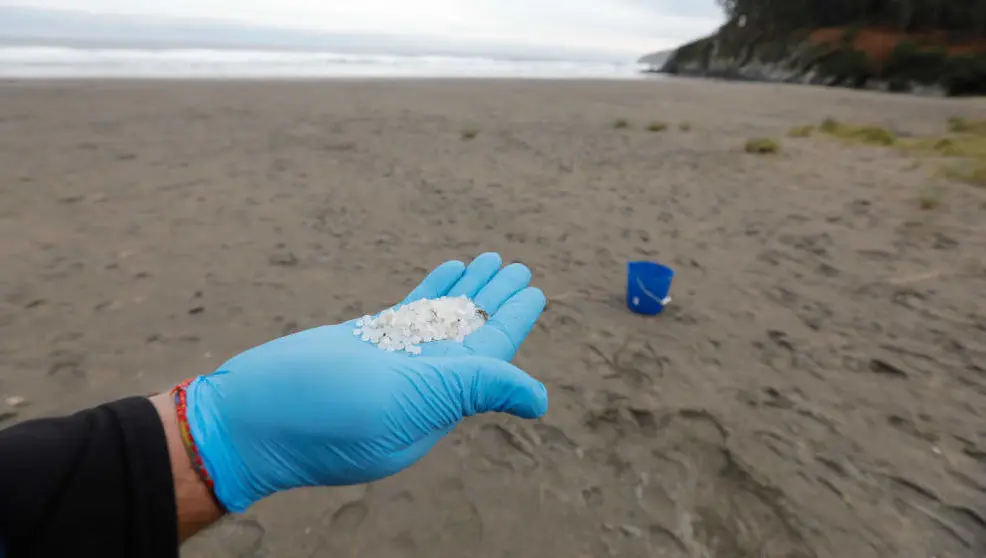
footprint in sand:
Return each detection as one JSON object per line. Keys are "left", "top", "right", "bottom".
{"left": 183, "top": 517, "right": 268, "bottom": 558}
{"left": 585, "top": 404, "right": 816, "bottom": 558}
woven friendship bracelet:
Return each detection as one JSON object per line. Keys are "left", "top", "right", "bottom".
{"left": 170, "top": 378, "right": 220, "bottom": 501}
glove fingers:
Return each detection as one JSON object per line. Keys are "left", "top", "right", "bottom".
{"left": 425, "top": 356, "right": 548, "bottom": 420}
{"left": 473, "top": 262, "right": 532, "bottom": 315}
{"left": 401, "top": 260, "right": 466, "bottom": 305}
{"left": 465, "top": 287, "right": 546, "bottom": 361}
{"left": 446, "top": 252, "right": 502, "bottom": 298}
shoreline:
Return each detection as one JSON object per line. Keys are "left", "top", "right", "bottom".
{"left": 0, "top": 44, "right": 646, "bottom": 81}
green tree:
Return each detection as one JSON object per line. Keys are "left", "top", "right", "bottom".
{"left": 713, "top": 0, "right": 986, "bottom": 35}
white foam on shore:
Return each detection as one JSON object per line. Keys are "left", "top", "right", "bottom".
{"left": 0, "top": 46, "right": 652, "bottom": 79}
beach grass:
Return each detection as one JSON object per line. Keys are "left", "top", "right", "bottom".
{"left": 745, "top": 137, "right": 781, "bottom": 154}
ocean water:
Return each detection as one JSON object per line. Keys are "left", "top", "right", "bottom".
{"left": 0, "top": 46, "right": 648, "bottom": 79}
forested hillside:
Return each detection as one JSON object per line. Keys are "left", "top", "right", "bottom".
{"left": 659, "top": 0, "right": 986, "bottom": 95}
{"left": 716, "top": 0, "right": 986, "bottom": 35}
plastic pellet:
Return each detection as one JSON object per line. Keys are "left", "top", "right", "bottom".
{"left": 355, "top": 296, "right": 486, "bottom": 355}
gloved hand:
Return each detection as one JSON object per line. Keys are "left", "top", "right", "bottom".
{"left": 184, "top": 253, "right": 548, "bottom": 512}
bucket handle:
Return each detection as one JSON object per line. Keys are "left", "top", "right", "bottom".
{"left": 634, "top": 277, "right": 672, "bottom": 306}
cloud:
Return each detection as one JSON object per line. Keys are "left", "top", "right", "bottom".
{"left": 1, "top": 0, "right": 723, "bottom": 54}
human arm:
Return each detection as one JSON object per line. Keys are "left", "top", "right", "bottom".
{"left": 0, "top": 252, "right": 547, "bottom": 553}
{"left": 0, "top": 392, "right": 234, "bottom": 556}
{"left": 0, "top": 397, "right": 178, "bottom": 557}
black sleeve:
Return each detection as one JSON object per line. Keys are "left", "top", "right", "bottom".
{"left": 0, "top": 397, "right": 178, "bottom": 558}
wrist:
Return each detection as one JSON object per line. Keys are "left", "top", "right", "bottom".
{"left": 150, "top": 392, "right": 225, "bottom": 541}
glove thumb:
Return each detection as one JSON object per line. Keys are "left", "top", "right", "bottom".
{"left": 423, "top": 356, "right": 548, "bottom": 420}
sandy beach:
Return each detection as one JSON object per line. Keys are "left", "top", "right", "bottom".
{"left": 1, "top": 78, "right": 984, "bottom": 557}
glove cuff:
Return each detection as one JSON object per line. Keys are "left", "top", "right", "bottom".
{"left": 183, "top": 374, "right": 262, "bottom": 513}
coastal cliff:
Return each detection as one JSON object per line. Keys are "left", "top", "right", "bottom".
{"left": 657, "top": 17, "right": 986, "bottom": 96}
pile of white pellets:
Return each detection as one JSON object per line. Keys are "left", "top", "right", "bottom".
{"left": 353, "top": 296, "right": 487, "bottom": 355}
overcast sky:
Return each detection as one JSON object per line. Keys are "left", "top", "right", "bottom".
{"left": 1, "top": 0, "right": 724, "bottom": 55}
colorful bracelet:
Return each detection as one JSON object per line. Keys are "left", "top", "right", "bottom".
{"left": 170, "top": 378, "right": 220, "bottom": 503}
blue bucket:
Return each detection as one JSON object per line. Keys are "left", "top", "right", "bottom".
{"left": 626, "top": 261, "right": 674, "bottom": 315}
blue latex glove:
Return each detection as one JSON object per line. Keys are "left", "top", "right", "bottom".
{"left": 185, "top": 253, "right": 548, "bottom": 512}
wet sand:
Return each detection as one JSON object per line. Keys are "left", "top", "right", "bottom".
{"left": 0, "top": 78, "right": 984, "bottom": 557}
